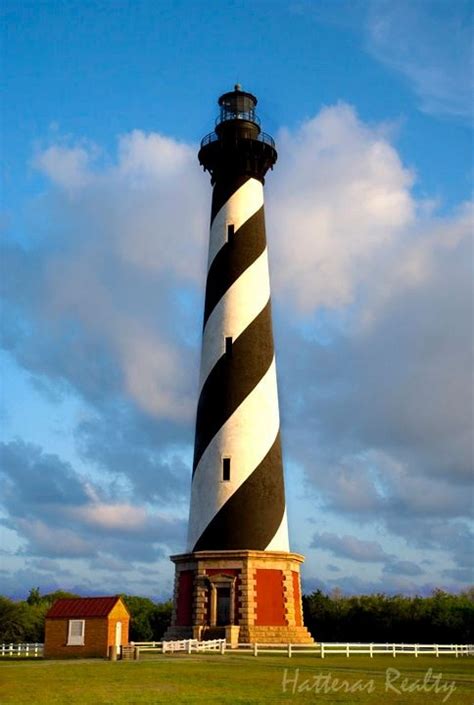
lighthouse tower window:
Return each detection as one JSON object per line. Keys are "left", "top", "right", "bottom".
{"left": 222, "top": 457, "right": 231, "bottom": 481}
{"left": 227, "top": 223, "right": 234, "bottom": 243}
{"left": 225, "top": 336, "right": 233, "bottom": 356}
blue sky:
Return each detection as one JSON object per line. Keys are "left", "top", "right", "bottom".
{"left": 1, "top": 0, "right": 472, "bottom": 600}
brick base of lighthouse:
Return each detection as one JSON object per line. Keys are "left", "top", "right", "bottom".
{"left": 163, "top": 550, "right": 314, "bottom": 645}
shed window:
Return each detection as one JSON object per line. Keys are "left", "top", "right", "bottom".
{"left": 67, "top": 619, "right": 85, "bottom": 645}
{"left": 222, "top": 457, "right": 231, "bottom": 481}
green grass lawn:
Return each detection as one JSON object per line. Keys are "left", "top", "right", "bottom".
{"left": 0, "top": 654, "right": 472, "bottom": 705}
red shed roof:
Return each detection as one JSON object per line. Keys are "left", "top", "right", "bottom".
{"left": 46, "top": 596, "right": 127, "bottom": 619}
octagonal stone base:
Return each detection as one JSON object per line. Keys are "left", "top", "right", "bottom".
{"left": 163, "top": 550, "right": 314, "bottom": 645}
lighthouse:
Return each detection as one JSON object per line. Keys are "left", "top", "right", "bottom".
{"left": 164, "top": 86, "right": 313, "bottom": 645}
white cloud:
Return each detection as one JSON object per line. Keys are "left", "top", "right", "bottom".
{"left": 71, "top": 502, "right": 148, "bottom": 531}
{"left": 118, "top": 130, "right": 195, "bottom": 177}
{"left": 268, "top": 103, "right": 415, "bottom": 313}
{"left": 359, "top": 201, "right": 474, "bottom": 328}
{"left": 311, "top": 531, "right": 390, "bottom": 562}
{"left": 293, "top": 1, "right": 473, "bottom": 122}
{"left": 16, "top": 519, "right": 94, "bottom": 558}
{"left": 366, "top": 0, "right": 473, "bottom": 121}
{"left": 0, "top": 440, "right": 187, "bottom": 567}
{"left": 15, "top": 131, "right": 209, "bottom": 421}
{"left": 33, "top": 144, "right": 93, "bottom": 191}
{"left": 121, "top": 331, "right": 194, "bottom": 420}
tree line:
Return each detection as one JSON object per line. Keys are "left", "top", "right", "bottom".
{"left": 303, "top": 588, "right": 474, "bottom": 643}
{"left": 0, "top": 589, "right": 173, "bottom": 644}
{"left": 0, "top": 587, "right": 472, "bottom": 643}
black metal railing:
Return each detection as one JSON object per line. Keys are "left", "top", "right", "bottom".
{"left": 200, "top": 131, "right": 275, "bottom": 149}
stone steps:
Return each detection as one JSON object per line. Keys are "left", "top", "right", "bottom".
{"left": 239, "top": 626, "right": 314, "bottom": 644}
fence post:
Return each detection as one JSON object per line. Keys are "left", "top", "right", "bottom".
{"left": 415, "top": 644, "right": 418, "bottom": 658}
{"left": 220, "top": 641, "right": 225, "bottom": 655}
{"left": 187, "top": 640, "right": 192, "bottom": 654}
{"left": 135, "top": 646, "right": 140, "bottom": 661}
{"left": 321, "top": 643, "right": 325, "bottom": 659}
{"left": 393, "top": 643, "right": 396, "bottom": 658}
{"left": 346, "top": 643, "right": 350, "bottom": 658}
{"left": 9, "top": 643, "right": 13, "bottom": 657}
{"left": 435, "top": 644, "right": 439, "bottom": 658}
{"left": 288, "top": 643, "right": 292, "bottom": 658}
{"left": 455, "top": 645, "right": 458, "bottom": 658}
{"left": 253, "top": 643, "right": 258, "bottom": 657}
{"left": 370, "top": 643, "right": 373, "bottom": 658}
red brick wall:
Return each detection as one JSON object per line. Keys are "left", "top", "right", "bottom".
{"left": 44, "top": 618, "right": 109, "bottom": 658}
{"left": 292, "top": 571, "right": 302, "bottom": 626}
{"left": 176, "top": 570, "right": 194, "bottom": 626}
{"left": 255, "top": 569, "right": 286, "bottom": 626}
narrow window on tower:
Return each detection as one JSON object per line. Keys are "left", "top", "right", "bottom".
{"left": 225, "top": 336, "right": 233, "bottom": 356}
{"left": 222, "top": 457, "right": 231, "bottom": 481}
{"left": 227, "top": 223, "right": 234, "bottom": 244}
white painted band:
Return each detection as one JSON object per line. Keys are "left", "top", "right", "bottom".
{"left": 199, "top": 247, "right": 271, "bottom": 393}
{"left": 264, "top": 507, "right": 289, "bottom": 551}
{"left": 208, "top": 178, "right": 264, "bottom": 270}
{"left": 187, "top": 358, "right": 283, "bottom": 551}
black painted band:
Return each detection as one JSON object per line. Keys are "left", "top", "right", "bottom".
{"left": 203, "top": 206, "right": 266, "bottom": 328}
{"left": 193, "top": 432, "right": 285, "bottom": 551}
{"left": 193, "top": 300, "right": 274, "bottom": 474}
{"left": 211, "top": 175, "right": 251, "bottom": 225}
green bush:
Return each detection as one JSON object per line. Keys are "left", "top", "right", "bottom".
{"left": 303, "top": 588, "right": 474, "bottom": 642}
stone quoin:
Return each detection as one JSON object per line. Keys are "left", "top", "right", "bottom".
{"left": 164, "top": 87, "right": 313, "bottom": 645}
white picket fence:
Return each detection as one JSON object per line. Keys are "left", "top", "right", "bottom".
{"left": 132, "top": 638, "right": 226, "bottom": 658}
{"left": 318, "top": 642, "right": 473, "bottom": 658}
{"left": 0, "top": 643, "right": 43, "bottom": 658}
{"left": 132, "top": 640, "right": 472, "bottom": 659}
{"left": 4, "top": 640, "right": 469, "bottom": 660}
{"left": 240, "top": 642, "right": 474, "bottom": 658}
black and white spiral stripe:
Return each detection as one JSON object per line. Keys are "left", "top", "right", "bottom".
{"left": 187, "top": 176, "right": 289, "bottom": 552}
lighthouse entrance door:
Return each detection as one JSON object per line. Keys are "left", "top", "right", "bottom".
{"left": 216, "top": 587, "right": 231, "bottom": 626}
{"left": 207, "top": 575, "right": 236, "bottom": 627}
